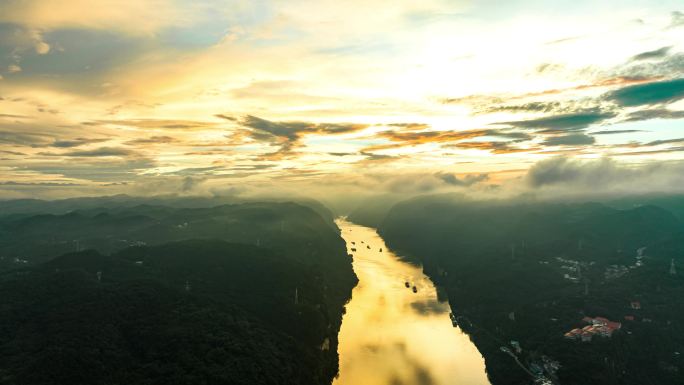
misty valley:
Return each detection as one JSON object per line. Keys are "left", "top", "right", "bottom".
{"left": 2, "top": 1, "right": 684, "bottom": 384}
{"left": 0, "top": 193, "right": 683, "bottom": 385}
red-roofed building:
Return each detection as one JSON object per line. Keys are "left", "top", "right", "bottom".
{"left": 581, "top": 332, "right": 593, "bottom": 342}
{"left": 595, "top": 325, "right": 615, "bottom": 337}
{"left": 567, "top": 316, "right": 622, "bottom": 341}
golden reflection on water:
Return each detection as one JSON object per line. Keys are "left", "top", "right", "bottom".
{"left": 334, "top": 220, "right": 490, "bottom": 385}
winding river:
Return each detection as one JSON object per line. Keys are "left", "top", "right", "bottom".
{"left": 334, "top": 219, "right": 490, "bottom": 385}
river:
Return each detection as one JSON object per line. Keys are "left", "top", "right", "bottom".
{"left": 333, "top": 219, "right": 490, "bottom": 385}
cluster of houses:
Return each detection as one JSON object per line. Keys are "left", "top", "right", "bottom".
{"left": 564, "top": 316, "right": 622, "bottom": 342}
{"left": 557, "top": 257, "right": 581, "bottom": 282}
{"left": 551, "top": 248, "right": 648, "bottom": 283}
{"left": 554, "top": 256, "right": 594, "bottom": 283}
{"left": 604, "top": 264, "right": 629, "bottom": 280}
{"left": 604, "top": 247, "right": 647, "bottom": 280}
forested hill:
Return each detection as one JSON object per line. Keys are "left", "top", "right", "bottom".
{"left": 377, "top": 194, "right": 684, "bottom": 385}
{"left": 380, "top": 195, "right": 682, "bottom": 265}
{"left": 0, "top": 201, "right": 356, "bottom": 385}
{"left": 0, "top": 201, "right": 339, "bottom": 268}
{"left": 0, "top": 195, "right": 336, "bottom": 227}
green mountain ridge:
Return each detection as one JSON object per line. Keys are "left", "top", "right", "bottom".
{"left": 377, "top": 195, "right": 684, "bottom": 385}
{"left": 0, "top": 201, "right": 357, "bottom": 385}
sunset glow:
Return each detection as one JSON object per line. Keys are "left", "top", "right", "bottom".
{"left": 1, "top": 1, "right": 683, "bottom": 199}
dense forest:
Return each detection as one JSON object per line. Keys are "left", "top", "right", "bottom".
{"left": 373, "top": 194, "right": 684, "bottom": 385}
{"left": 5, "top": 191, "right": 684, "bottom": 385}
{"left": 0, "top": 199, "right": 356, "bottom": 385}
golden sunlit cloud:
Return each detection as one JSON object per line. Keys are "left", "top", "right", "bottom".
{"left": 0, "top": 0, "right": 683, "bottom": 198}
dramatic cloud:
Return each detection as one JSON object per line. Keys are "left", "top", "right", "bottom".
{"left": 605, "top": 78, "right": 684, "bottom": 107}
{"left": 384, "top": 123, "right": 431, "bottom": 131}
{"left": 480, "top": 101, "right": 565, "bottom": 114}
{"left": 525, "top": 157, "right": 684, "bottom": 194}
{"left": 0, "top": 113, "right": 28, "bottom": 119}
{"left": 181, "top": 176, "right": 204, "bottom": 192}
{"left": 542, "top": 134, "right": 595, "bottom": 146}
{"left": 375, "top": 130, "right": 484, "bottom": 144}
{"left": 528, "top": 157, "right": 609, "bottom": 187}
{"left": 0, "top": 181, "right": 81, "bottom": 187}
{"left": 369, "top": 129, "right": 532, "bottom": 152}
{"left": 435, "top": 172, "right": 489, "bottom": 187}
{"left": 443, "top": 77, "right": 659, "bottom": 108}
{"left": 500, "top": 110, "right": 615, "bottom": 132}
{"left": 22, "top": 157, "right": 157, "bottom": 182}
{"left": 359, "top": 151, "right": 399, "bottom": 162}
{"left": 610, "top": 53, "right": 684, "bottom": 81}
{"left": 125, "top": 136, "right": 179, "bottom": 145}
{"left": 644, "top": 138, "right": 684, "bottom": 146}
{"left": 670, "top": 11, "right": 684, "bottom": 28}
{"left": 237, "top": 115, "right": 370, "bottom": 158}
{"left": 0, "top": 149, "right": 25, "bottom": 156}
{"left": 0, "top": 0, "right": 197, "bottom": 35}
{"left": 616, "top": 147, "right": 684, "bottom": 156}
{"left": 591, "top": 130, "right": 644, "bottom": 135}
{"left": 446, "top": 141, "right": 533, "bottom": 154}
{"left": 623, "top": 108, "right": 684, "bottom": 122}
{"left": 52, "top": 138, "right": 108, "bottom": 148}
{"left": 0, "top": 23, "right": 51, "bottom": 72}
{"left": 89, "top": 119, "right": 219, "bottom": 130}
{"left": 0, "top": 2, "right": 683, "bottom": 199}
{"left": 630, "top": 46, "right": 671, "bottom": 61}
{"left": 58, "top": 147, "right": 138, "bottom": 157}
{"left": 240, "top": 115, "right": 368, "bottom": 140}
{"left": 0, "top": 129, "right": 52, "bottom": 146}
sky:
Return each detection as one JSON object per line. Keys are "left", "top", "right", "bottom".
{"left": 0, "top": 0, "right": 683, "bottom": 201}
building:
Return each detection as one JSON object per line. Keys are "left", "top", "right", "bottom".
{"left": 581, "top": 332, "right": 593, "bottom": 342}
{"left": 564, "top": 328, "right": 582, "bottom": 339}
{"left": 564, "top": 316, "right": 621, "bottom": 342}
{"left": 594, "top": 325, "right": 614, "bottom": 337}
